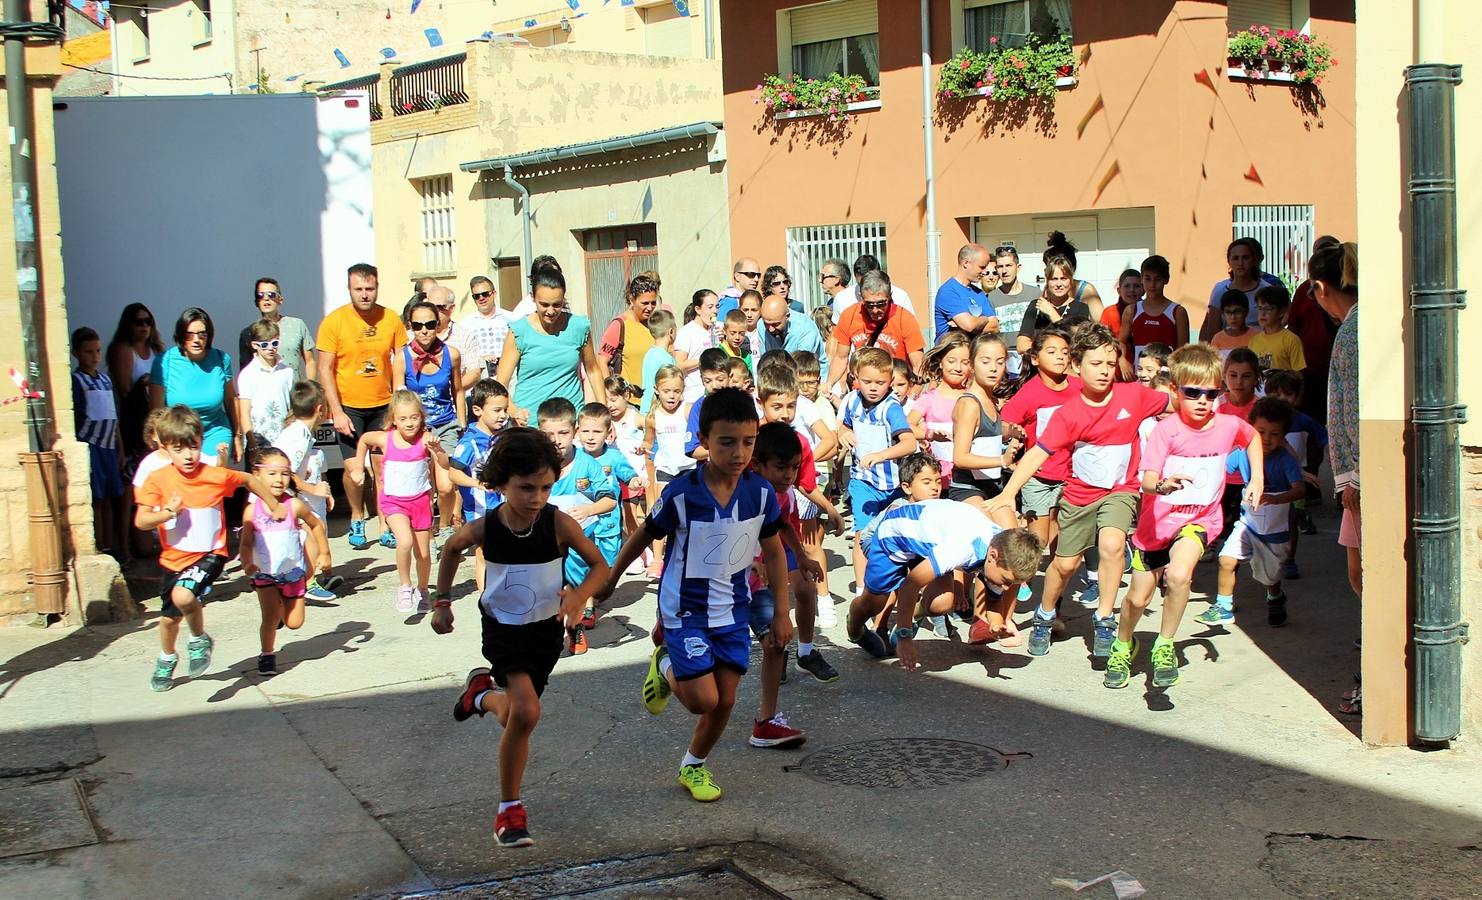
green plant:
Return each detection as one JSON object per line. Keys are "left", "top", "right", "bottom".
{"left": 935, "top": 34, "right": 1074, "bottom": 103}
{"left": 1227, "top": 25, "right": 1336, "bottom": 86}
{"left": 754, "top": 72, "right": 871, "bottom": 122}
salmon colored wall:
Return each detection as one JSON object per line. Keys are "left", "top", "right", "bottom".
{"left": 722, "top": 0, "right": 1356, "bottom": 326}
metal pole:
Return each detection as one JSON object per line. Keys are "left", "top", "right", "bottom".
{"left": 1404, "top": 61, "right": 1468, "bottom": 745}
{"left": 5, "top": 0, "right": 56, "bottom": 452}
{"left": 704, "top": 0, "right": 715, "bottom": 61}
{"left": 503, "top": 163, "right": 533, "bottom": 278}
{"left": 920, "top": 0, "right": 940, "bottom": 331}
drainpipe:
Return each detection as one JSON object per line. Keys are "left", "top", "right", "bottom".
{"left": 503, "top": 163, "right": 533, "bottom": 278}
{"left": 1404, "top": 40, "right": 1468, "bottom": 744}
{"left": 920, "top": 0, "right": 940, "bottom": 332}
{"left": 704, "top": 0, "right": 715, "bottom": 61}
{"left": 5, "top": 0, "right": 67, "bottom": 620}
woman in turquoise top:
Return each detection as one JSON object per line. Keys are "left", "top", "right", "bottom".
{"left": 495, "top": 265, "right": 607, "bottom": 422}
{"left": 149, "top": 307, "right": 240, "bottom": 464}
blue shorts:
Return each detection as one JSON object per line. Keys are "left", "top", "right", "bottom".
{"left": 749, "top": 588, "right": 776, "bottom": 638}
{"left": 849, "top": 480, "right": 899, "bottom": 535}
{"left": 863, "top": 547, "right": 915, "bottom": 597}
{"left": 89, "top": 443, "right": 124, "bottom": 501}
{"left": 664, "top": 622, "right": 750, "bottom": 680}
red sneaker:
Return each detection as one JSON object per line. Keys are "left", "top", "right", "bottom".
{"left": 493, "top": 804, "right": 534, "bottom": 848}
{"left": 570, "top": 626, "right": 589, "bottom": 655}
{"left": 967, "top": 617, "right": 994, "bottom": 645}
{"left": 748, "top": 712, "right": 806, "bottom": 749}
{"left": 453, "top": 668, "right": 493, "bottom": 722}
{"left": 581, "top": 608, "right": 598, "bottom": 629}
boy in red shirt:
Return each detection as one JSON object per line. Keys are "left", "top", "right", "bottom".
{"left": 992, "top": 325, "right": 1171, "bottom": 661}
{"left": 1106, "top": 345, "right": 1263, "bottom": 690}
{"left": 137, "top": 405, "right": 286, "bottom": 692}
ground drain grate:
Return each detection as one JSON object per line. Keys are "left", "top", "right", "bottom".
{"left": 785, "top": 738, "right": 1030, "bottom": 790}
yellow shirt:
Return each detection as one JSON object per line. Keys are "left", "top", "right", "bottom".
{"left": 1247, "top": 328, "right": 1307, "bottom": 372}
{"left": 316, "top": 304, "right": 408, "bottom": 409}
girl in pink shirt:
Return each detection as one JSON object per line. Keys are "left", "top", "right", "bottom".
{"left": 907, "top": 332, "right": 972, "bottom": 486}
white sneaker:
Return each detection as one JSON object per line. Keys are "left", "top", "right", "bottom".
{"left": 816, "top": 601, "right": 838, "bottom": 628}
{"left": 395, "top": 586, "right": 415, "bottom": 613}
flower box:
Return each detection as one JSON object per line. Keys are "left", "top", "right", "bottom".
{"left": 936, "top": 35, "right": 1076, "bottom": 104}
{"left": 973, "top": 74, "right": 1077, "bottom": 98}
{"left": 774, "top": 96, "right": 882, "bottom": 120}
{"left": 755, "top": 73, "right": 875, "bottom": 123}
{"left": 1226, "top": 25, "right": 1335, "bottom": 86}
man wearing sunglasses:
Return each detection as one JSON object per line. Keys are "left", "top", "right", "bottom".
{"left": 238, "top": 277, "right": 316, "bottom": 382}
{"left": 715, "top": 256, "right": 762, "bottom": 336}
{"left": 454, "top": 274, "right": 509, "bottom": 390}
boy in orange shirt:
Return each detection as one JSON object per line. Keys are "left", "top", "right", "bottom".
{"left": 137, "top": 405, "right": 286, "bottom": 692}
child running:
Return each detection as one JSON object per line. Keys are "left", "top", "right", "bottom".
{"left": 273, "top": 381, "right": 340, "bottom": 601}
{"left": 448, "top": 378, "right": 510, "bottom": 591}
{"left": 136, "top": 405, "right": 285, "bottom": 691}
{"left": 351, "top": 389, "right": 450, "bottom": 614}
{"left": 596, "top": 388, "right": 791, "bottom": 803}
{"left": 1263, "top": 368, "right": 1329, "bottom": 551}
{"left": 839, "top": 347, "right": 920, "bottom": 585}
{"left": 908, "top": 331, "right": 972, "bottom": 485}
{"left": 999, "top": 325, "right": 1079, "bottom": 559}
{"left": 1203, "top": 397, "right": 1304, "bottom": 628}
{"left": 644, "top": 363, "right": 698, "bottom": 577}
{"left": 577, "top": 401, "right": 642, "bottom": 628}
{"left": 1106, "top": 343, "right": 1263, "bottom": 689}
{"left": 537, "top": 398, "right": 615, "bottom": 655}
{"left": 1135, "top": 343, "right": 1172, "bottom": 387}
{"left": 1213, "top": 348, "right": 1261, "bottom": 548}
{"left": 434, "top": 427, "right": 610, "bottom": 848}
{"left": 240, "top": 447, "right": 332, "bottom": 676}
{"left": 605, "top": 378, "right": 650, "bottom": 559}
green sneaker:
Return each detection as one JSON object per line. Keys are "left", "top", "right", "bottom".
{"left": 677, "top": 764, "right": 722, "bottom": 802}
{"left": 1103, "top": 639, "right": 1138, "bottom": 689}
{"left": 150, "top": 656, "right": 177, "bottom": 692}
{"left": 641, "top": 645, "right": 672, "bottom": 715}
{"left": 186, "top": 634, "right": 214, "bottom": 677}
{"left": 1150, "top": 640, "right": 1180, "bottom": 688}
{"left": 1195, "top": 604, "right": 1234, "bottom": 626}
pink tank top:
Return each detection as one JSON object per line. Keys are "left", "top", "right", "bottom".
{"left": 912, "top": 387, "right": 961, "bottom": 477}
{"left": 251, "top": 495, "right": 304, "bottom": 577}
{"left": 380, "top": 429, "right": 431, "bottom": 499}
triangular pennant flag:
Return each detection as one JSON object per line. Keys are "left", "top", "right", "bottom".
{"left": 1193, "top": 69, "right": 1216, "bottom": 93}
{"left": 1075, "top": 93, "right": 1105, "bottom": 139}
{"left": 1093, "top": 160, "right": 1121, "bottom": 204}
{"left": 1244, "top": 164, "right": 1264, "bottom": 186}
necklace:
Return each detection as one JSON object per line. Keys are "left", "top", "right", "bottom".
{"left": 501, "top": 505, "right": 536, "bottom": 539}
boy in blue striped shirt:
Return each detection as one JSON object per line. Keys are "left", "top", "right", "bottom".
{"left": 72, "top": 327, "right": 126, "bottom": 561}
{"left": 596, "top": 388, "right": 790, "bottom": 803}
{"left": 837, "top": 347, "right": 918, "bottom": 587}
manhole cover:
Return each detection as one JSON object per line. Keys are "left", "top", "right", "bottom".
{"left": 788, "top": 738, "right": 1029, "bottom": 790}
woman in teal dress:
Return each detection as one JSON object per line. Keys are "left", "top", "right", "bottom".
{"left": 495, "top": 265, "right": 607, "bottom": 422}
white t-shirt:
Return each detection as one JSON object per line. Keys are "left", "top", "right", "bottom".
{"left": 236, "top": 359, "right": 295, "bottom": 443}
{"left": 273, "top": 420, "right": 327, "bottom": 521}
{"left": 673, "top": 320, "right": 715, "bottom": 403}
{"left": 831, "top": 283, "right": 915, "bottom": 324}
{"left": 132, "top": 449, "right": 171, "bottom": 489}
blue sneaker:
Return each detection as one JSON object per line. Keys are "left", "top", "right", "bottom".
{"left": 1027, "top": 614, "right": 1055, "bottom": 657}
{"left": 1195, "top": 604, "right": 1235, "bottom": 626}
{"left": 1078, "top": 579, "right": 1100, "bottom": 609}
{"left": 379, "top": 530, "right": 397, "bottom": 550}
{"left": 305, "top": 581, "right": 337, "bottom": 602}
{"left": 347, "top": 519, "right": 370, "bottom": 550}
{"left": 1017, "top": 583, "right": 1033, "bottom": 603}
{"left": 1091, "top": 615, "right": 1117, "bottom": 658}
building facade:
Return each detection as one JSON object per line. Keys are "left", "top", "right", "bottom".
{"left": 718, "top": 0, "right": 1356, "bottom": 326}
{"left": 108, "top": 0, "right": 715, "bottom": 94}
{"left": 322, "top": 36, "right": 729, "bottom": 322}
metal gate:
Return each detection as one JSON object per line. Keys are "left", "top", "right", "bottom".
{"left": 1232, "top": 204, "right": 1314, "bottom": 290}
{"left": 786, "top": 221, "right": 888, "bottom": 312}
{"left": 583, "top": 225, "right": 658, "bottom": 327}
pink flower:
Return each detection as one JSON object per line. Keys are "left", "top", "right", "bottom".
{"left": 975, "top": 80, "right": 984, "bottom": 87}
{"left": 960, "top": 58, "right": 971, "bottom": 69}
{"left": 989, "top": 35, "right": 998, "bottom": 45}
{"left": 1267, "top": 37, "right": 1278, "bottom": 48}
{"left": 1258, "top": 25, "right": 1271, "bottom": 36}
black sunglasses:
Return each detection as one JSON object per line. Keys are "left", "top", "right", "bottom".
{"left": 472, "top": 290, "right": 493, "bottom": 300}
{"left": 1179, "top": 386, "right": 1221, "bottom": 400}
{"left": 255, "top": 291, "right": 281, "bottom": 300}
{"left": 737, "top": 271, "right": 761, "bottom": 279}
{"left": 409, "top": 320, "right": 439, "bottom": 331}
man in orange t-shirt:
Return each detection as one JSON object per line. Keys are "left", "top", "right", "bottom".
{"left": 826, "top": 270, "right": 925, "bottom": 395}
{"left": 316, "top": 263, "right": 408, "bottom": 550}
{"left": 137, "top": 406, "right": 283, "bottom": 692}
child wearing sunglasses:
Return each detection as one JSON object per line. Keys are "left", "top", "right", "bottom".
{"left": 236, "top": 318, "right": 296, "bottom": 448}
{"left": 1107, "top": 344, "right": 1264, "bottom": 690}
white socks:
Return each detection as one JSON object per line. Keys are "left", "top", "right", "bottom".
{"left": 798, "top": 641, "right": 814, "bottom": 657}
{"left": 498, "top": 800, "right": 522, "bottom": 813}
{"left": 658, "top": 655, "right": 673, "bottom": 678}
{"left": 681, "top": 751, "right": 705, "bottom": 768}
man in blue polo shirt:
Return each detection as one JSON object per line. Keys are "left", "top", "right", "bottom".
{"left": 933, "top": 243, "right": 1000, "bottom": 341}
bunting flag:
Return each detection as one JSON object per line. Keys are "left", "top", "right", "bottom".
{"left": 1092, "top": 160, "right": 1121, "bottom": 205}
{"left": 673, "top": 0, "right": 691, "bottom": 14}
{"left": 566, "top": 0, "right": 581, "bottom": 9}
{"left": 1193, "top": 68, "right": 1216, "bottom": 93}
{"left": 410, "top": 0, "right": 421, "bottom": 13}
{"left": 1244, "top": 164, "right": 1264, "bottom": 186}
{"left": 425, "top": 28, "right": 443, "bottom": 47}
{"left": 334, "top": 49, "right": 350, "bottom": 68}
{"left": 1075, "top": 93, "right": 1104, "bottom": 140}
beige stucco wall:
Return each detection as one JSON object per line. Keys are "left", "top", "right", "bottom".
{"left": 1354, "top": 0, "right": 1479, "bottom": 743}
{"left": 112, "top": 0, "right": 237, "bottom": 95}
{"left": 363, "top": 39, "right": 726, "bottom": 314}
{"left": 0, "top": 36, "right": 111, "bottom": 622}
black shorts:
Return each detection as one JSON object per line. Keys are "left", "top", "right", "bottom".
{"left": 481, "top": 614, "right": 564, "bottom": 696}
{"left": 160, "top": 554, "right": 227, "bottom": 618}
{"left": 947, "top": 476, "right": 1004, "bottom": 504}
{"left": 338, "top": 404, "right": 389, "bottom": 455}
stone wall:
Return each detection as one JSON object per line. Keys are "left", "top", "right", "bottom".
{"left": 1462, "top": 447, "right": 1482, "bottom": 739}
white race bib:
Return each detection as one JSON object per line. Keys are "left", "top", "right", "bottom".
{"left": 382, "top": 458, "right": 430, "bottom": 498}
{"left": 164, "top": 506, "right": 223, "bottom": 554}
{"left": 1036, "top": 404, "right": 1062, "bottom": 435}
{"left": 260, "top": 529, "right": 304, "bottom": 576}
{"left": 480, "top": 559, "right": 563, "bottom": 624}
{"left": 84, "top": 388, "right": 116, "bottom": 423}
{"left": 970, "top": 435, "right": 1003, "bottom": 480}
{"left": 853, "top": 420, "right": 890, "bottom": 456}
{"left": 684, "top": 514, "right": 764, "bottom": 581}
{"left": 549, "top": 492, "right": 596, "bottom": 530}
{"left": 1071, "top": 442, "right": 1132, "bottom": 490}
{"left": 1246, "top": 501, "right": 1290, "bottom": 536}
{"left": 1160, "top": 454, "right": 1226, "bottom": 506}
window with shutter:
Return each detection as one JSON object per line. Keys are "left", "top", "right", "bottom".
{"left": 1227, "top": 0, "right": 1294, "bottom": 29}
{"left": 788, "top": 0, "right": 880, "bottom": 86}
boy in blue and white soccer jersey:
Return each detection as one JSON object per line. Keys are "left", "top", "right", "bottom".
{"left": 448, "top": 379, "right": 509, "bottom": 592}
{"left": 575, "top": 400, "right": 644, "bottom": 630}
{"left": 597, "top": 388, "right": 791, "bottom": 804}
{"left": 837, "top": 347, "right": 919, "bottom": 587}
{"left": 847, "top": 499, "right": 1042, "bottom": 672}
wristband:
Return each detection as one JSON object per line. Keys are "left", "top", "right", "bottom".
{"left": 892, "top": 625, "right": 918, "bottom": 642}
{"left": 433, "top": 599, "right": 453, "bottom": 609}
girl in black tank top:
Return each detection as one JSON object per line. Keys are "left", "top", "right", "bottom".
{"left": 950, "top": 334, "right": 1021, "bottom": 504}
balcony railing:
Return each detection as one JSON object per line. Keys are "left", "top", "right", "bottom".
{"left": 390, "top": 53, "right": 469, "bottom": 116}
{"left": 321, "top": 73, "right": 382, "bottom": 120}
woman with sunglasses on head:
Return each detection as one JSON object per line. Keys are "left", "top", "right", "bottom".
{"left": 150, "top": 308, "right": 241, "bottom": 465}
{"left": 237, "top": 277, "right": 316, "bottom": 382}
{"left": 108, "top": 302, "right": 165, "bottom": 466}
{"left": 762, "top": 265, "right": 805, "bottom": 314}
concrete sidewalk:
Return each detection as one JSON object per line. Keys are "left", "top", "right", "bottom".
{"left": 3, "top": 499, "right": 1481, "bottom": 898}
